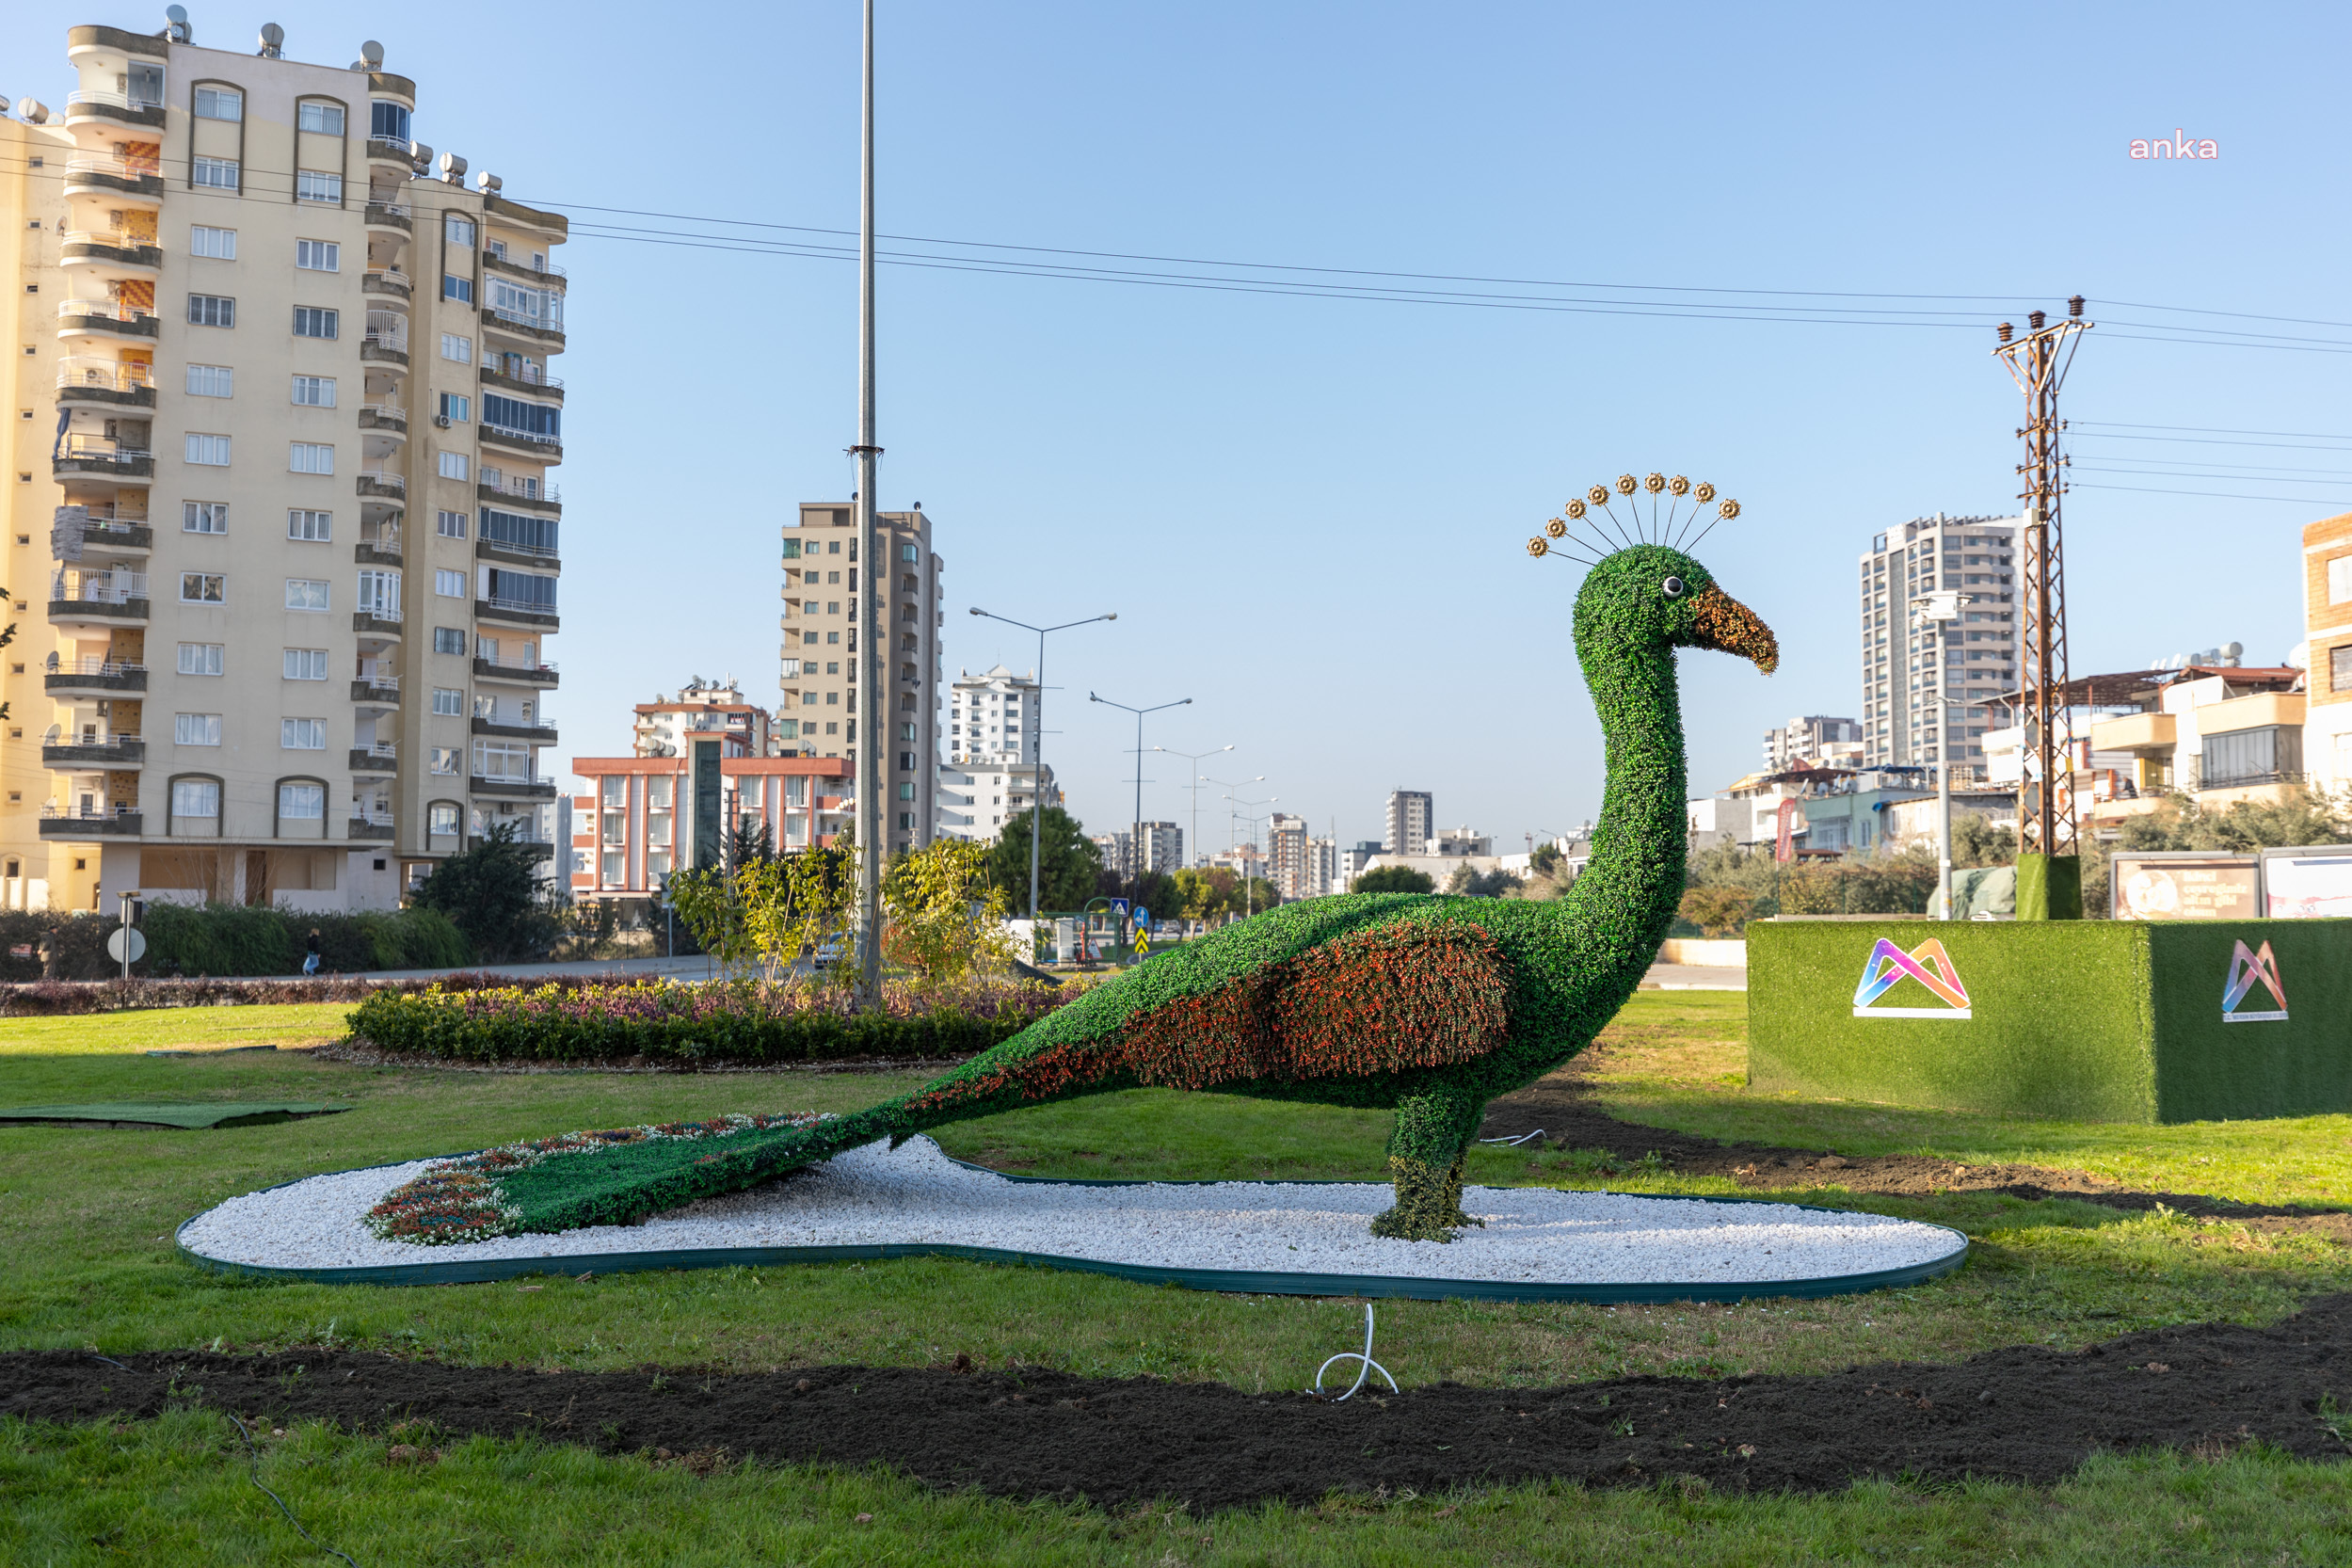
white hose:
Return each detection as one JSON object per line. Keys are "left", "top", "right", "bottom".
{"left": 1314, "top": 1302, "right": 1399, "bottom": 1401}
{"left": 1480, "top": 1128, "right": 1545, "bottom": 1146}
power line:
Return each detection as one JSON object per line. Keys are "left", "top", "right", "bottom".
{"left": 2072, "top": 419, "right": 2352, "bottom": 441}
{"left": 2071, "top": 480, "right": 2352, "bottom": 505}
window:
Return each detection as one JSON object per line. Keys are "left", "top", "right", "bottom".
{"left": 440, "top": 333, "right": 472, "bottom": 363}
{"left": 289, "top": 442, "right": 334, "bottom": 474}
{"left": 173, "top": 712, "right": 221, "bottom": 745}
{"left": 438, "top": 392, "right": 471, "bottom": 422}
{"left": 187, "top": 294, "right": 234, "bottom": 328}
{"left": 443, "top": 274, "right": 474, "bottom": 304}
{"left": 479, "top": 508, "right": 556, "bottom": 554}
{"left": 296, "top": 101, "right": 345, "bottom": 135}
{"left": 285, "top": 579, "right": 328, "bottom": 612}
{"left": 433, "top": 627, "right": 467, "bottom": 655}
{"left": 473, "top": 740, "right": 532, "bottom": 780}
{"left": 370, "top": 101, "right": 410, "bottom": 144}
{"left": 445, "top": 215, "right": 475, "bottom": 247}
{"left": 356, "top": 570, "right": 400, "bottom": 616}
{"left": 901, "top": 543, "right": 919, "bottom": 562}
{"left": 432, "top": 687, "right": 463, "bottom": 715}
{"left": 292, "top": 306, "right": 338, "bottom": 339}
{"left": 2332, "top": 644, "right": 2352, "bottom": 692}
{"left": 283, "top": 648, "right": 328, "bottom": 680}
{"left": 2202, "top": 726, "right": 2300, "bottom": 788}
{"left": 193, "top": 86, "right": 243, "bottom": 120}
{"left": 170, "top": 778, "right": 220, "bottom": 820}
{"left": 488, "top": 277, "right": 562, "bottom": 332}
{"left": 296, "top": 238, "right": 340, "bottom": 271}
{"left": 435, "top": 509, "right": 467, "bottom": 538}
{"left": 430, "top": 746, "right": 460, "bottom": 775}
{"left": 295, "top": 170, "right": 343, "bottom": 203}
{"left": 781, "top": 538, "right": 800, "bottom": 560}
{"left": 438, "top": 451, "right": 469, "bottom": 481}
{"left": 180, "top": 573, "right": 224, "bottom": 604}
{"left": 485, "top": 568, "right": 555, "bottom": 610}
{"left": 184, "top": 434, "right": 231, "bottom": 466}
{"left": 185, "top": 363, "right": 232, "bottom": 397}
{"left": 189, "top": 225, "right": 236, "bottom": 259}
{"left": 182, "top": 501, "right": 227, "bottom": 535}
{"left": 281, "top": 718, "right": 327, "bottom": 750}
{"left": 419, "top": 801, "right": 458, "bottom": 837}
{"left": 2330, "top": 557, "right": 2352, "bottom": 606}
{"left": 290, "top": 375, "right": 335, "bottom": 407}
{"left": 177, "top": 642, "right": 223, "bottom": 676}
{"left": 435, "top": 568, "right": 466, "bottom": 598}
{"left": 279, "top": 781, "right": 326, "bottom": 820}
{"left": 191, "top": 155, "right": 240, "bottom": 190}
{"left": 286, "top": 509, "right": 331, "bottom": 541}
{"left": 482, "top": 393, "right": 559, "bottom": 442}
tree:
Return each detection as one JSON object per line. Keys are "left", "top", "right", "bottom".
{"left": 1528, "top": 841, "right": 1562, "bottom": 876}
{"left": 728, "top": 816, "right": 776, "bottom": 872}
{"left": 1677, "top": 885, "right": 1754, "bottom": 936}
{"left": 984, "top": 807, "right": 1104, "bottom": 914}
{"left": 883, "top": 837, "right": 1015, "bottom": 986}
{"left": 1352, "top": 865, "right": 1435, "bottom": 895}
{"left": 1444, "top": 864, "right": 1525, "bottom": 899}
{"left": 410, "top": 822, "right": 550, "bottom": 961}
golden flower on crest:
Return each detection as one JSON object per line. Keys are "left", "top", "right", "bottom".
{"left": 1669, "top": 475, "right": 1690, "bottom": 496}
{"left": 1566, "top": 498, "right": 1588, "bottom": 519}
{"left": 1587, "top": 486, "right": 1610, "bottom": 506}
{"left": 1527, "top": 536, "right": 1550, "bottom": 557}
{"left": 1719, "top": 499, "right": 1741, "bottom": 520}
{"left": 1644, "top": 472, "right": 1667, "bottom": 493}
{"left": 1545, "top": 518, "right": 1568, "bottom": 538}
{"left": 1615, "top": 474, "right": 1638, "bottom": 495}
{"left": 1695, "top": 482, "right": 1717, "bottom": 504}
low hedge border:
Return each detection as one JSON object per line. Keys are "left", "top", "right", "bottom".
{"left": 0, "top": 970, "right": 616, "bottom": 1017}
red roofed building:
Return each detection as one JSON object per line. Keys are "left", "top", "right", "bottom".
{"left": 569, "top": 754, "right": 851, "bottom": 900}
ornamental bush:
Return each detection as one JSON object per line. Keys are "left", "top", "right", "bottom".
{"left": 0, "top": 904, "right": 469, "bottom": 982}
{"left": 345, "top": 976, "right": 1072, "bottom": 1066}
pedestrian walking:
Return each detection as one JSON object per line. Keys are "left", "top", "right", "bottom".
{"left": 302, "top": 927, "right": 322, "bottom": 977}
{"left": 38, "top": 925, "right": 59, "bottom": 982}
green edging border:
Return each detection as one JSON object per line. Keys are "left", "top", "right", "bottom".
{"left": 174, "top": 1150, "right": 1970, "bottom": 1304}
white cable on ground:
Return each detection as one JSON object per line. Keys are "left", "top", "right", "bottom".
{"left": 1314, "top": 1302, "right": 1399, "bottom": 1401}
{"left": 1480, "top": 1128, "right": 1546, "bottom": 1146}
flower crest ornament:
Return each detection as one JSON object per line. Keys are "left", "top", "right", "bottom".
{"left": 1525, "top": 470, "right": 1743, "bottom": 567}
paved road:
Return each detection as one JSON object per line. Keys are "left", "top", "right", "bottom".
{"left": 1640, "top": 962, "right": 1746, "bottom": 991}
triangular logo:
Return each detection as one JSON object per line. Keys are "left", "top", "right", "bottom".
{"left": 1852, "top": 936, "right": 1973, "bottom": 1019}
{"left": 2221, "top": 939, "right": 2288, "bottom": 1023}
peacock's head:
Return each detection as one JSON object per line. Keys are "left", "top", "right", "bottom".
{"left": 1529, "top": 473, "right": 1779, "bottom": 675}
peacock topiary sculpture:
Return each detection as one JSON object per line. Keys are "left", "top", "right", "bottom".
{"left": 380, "top": 475, "right": 1777, "bottom": 1245}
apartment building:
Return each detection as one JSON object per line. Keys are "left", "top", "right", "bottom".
{"left": 1382, "top": 788, "right": 1432, "bottom": 856}
{"left": 568, "top": 754, "right": 851, "bottom": 901}
{"left": 5, "top": 20, "right": 567, "bottom": 909}
{"left": 1858, "top": 514, "right": 2021, "bottom": 773}
{"left": 1336, "top": 840, "right": 1382, "bottom": 891}
{"left": 632, "top": 675, "right": 773, "bottom": 759}
{"left": 1763, "top": 714, "right": 1864, "bottom": 771}
{"left": 946, "top": 663, "right": 1036, "bottom": 768}
{"left": 780, "top": 501, "right": 938, "bottom": 852}
{"left": 936, "top": 759, "right": 1059, "bottom": 843}
{"left": 2300, "top": 511, "right": 2352, "bottom": 790}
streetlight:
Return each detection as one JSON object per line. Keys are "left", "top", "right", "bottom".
{"left": 1089, "top": 691, "right": 1190, "bottom": 900}
{"left": 1153, "top": 744, "right": 1233, "bottom": 874}
{"left": 1911, "top": 588, "right": 1968, "bottom": 920}
{"left": 1224, "top": 788, "right": 1277, "bottom": 920}
{"left": 968, "top": 607, "right": 1115, "bottom": 921}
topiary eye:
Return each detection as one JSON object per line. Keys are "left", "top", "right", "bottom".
{"left": 1661, "top": 576, "right": 1685, "bottom": 598}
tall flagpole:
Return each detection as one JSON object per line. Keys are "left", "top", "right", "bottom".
{"left": 852, "top": 0, "right": 885, "bottom": 1005}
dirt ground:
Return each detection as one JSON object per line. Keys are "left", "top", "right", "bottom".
{"left": 9, "top": 1296, "right": 2350, "bottom": 1511}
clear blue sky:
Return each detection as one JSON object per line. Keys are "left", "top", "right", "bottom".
{"left": 14, "top": 1, "right": 2350, "bottom": 856}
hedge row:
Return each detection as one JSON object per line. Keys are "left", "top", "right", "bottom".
{"left": 0, "top": 969, "right": 545, "bottom": 1017}
{"left": 345, "top": 978, "right": 1073, "bottom": 1066}
{"left": 0, "top": 905, "right": 471, "bottom": 983}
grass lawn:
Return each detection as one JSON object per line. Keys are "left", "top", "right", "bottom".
{"left": 4, "top": 992, "right": 2349, "bottom": 1562}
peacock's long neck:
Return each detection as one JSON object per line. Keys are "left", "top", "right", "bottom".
{"left": 1556, "top": 627, "right": 1688, "bottom": 980}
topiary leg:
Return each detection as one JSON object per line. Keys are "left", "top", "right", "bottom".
{"left": 1369, "top": 1089, "right": 1487, "bottom": 1241}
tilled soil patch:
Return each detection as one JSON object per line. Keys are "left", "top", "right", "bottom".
{"left": 11, "top": 1297, "right": 2352, "bottom": 1511}
{"left": 1478, "top": 1073, "right": 2352, "bottom": 1244}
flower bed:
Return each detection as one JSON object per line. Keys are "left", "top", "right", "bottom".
{"left": 365, "top": 1112, "right": 827, "bottom": 1242}
{"left": 344, "top": 978, "right": 1073, "bottom": 1067}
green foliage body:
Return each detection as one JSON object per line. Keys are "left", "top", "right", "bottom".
{"left": 410, "top": 824, "right": 552, "bottom": 961}
{"left": 1352, "top": 865, "right": 1435, "bottom": 895}
{"left": 1750, "top": 917, "right": 2352, "bottom": 1122}
{"left": 484, "top": 546, "right": 1772, "bottom": 1240}
{"left": 984, "top": 807, "right": 1103, "bottom": 915}
{"left": 0, "top": 905, "right": 467, "bottom": 980}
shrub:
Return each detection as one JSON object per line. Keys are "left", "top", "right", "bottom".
{"left": 0, "top": 904, "right": 471, "bottom": 982}
{"left": 1352, "top": 865, "right": 1435, "bottom": 895}
{"left": 410, "top": 824, "right": 555, "bottom": 962}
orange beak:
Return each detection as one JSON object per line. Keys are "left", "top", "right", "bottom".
{"left": 1688, "top": 584, "right": 1779, "bottom": 675}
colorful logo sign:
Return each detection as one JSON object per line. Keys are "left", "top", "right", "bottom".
{"left": 2222, "top": 939, "right": 2287, "bottom": 1023}
{"left": 1852, "top": 937, "right": 1972, "bottom": 1019}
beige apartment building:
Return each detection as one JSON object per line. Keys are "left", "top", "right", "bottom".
{"left": 1, "top": 19, "right": 567, "bottom": 911}
{"left": 781, "top": 502, "right": 939, "bottom": 853}
{"left": 2299, "top": 511, "right": 2352, "bottom": 791}
{"left": 1858, "top": 514, "right": 2021, "bottom": 775}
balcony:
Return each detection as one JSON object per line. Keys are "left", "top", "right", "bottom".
{"left": 42, "top": 734, "right": 144, "bottom": 769}
{"left": 484, "top": 300, "right": 565, "bottom": 348}
{"left": 57, "top": 509, "right": 153, "bottom": 555}
{"left": 44, "top": 657, "right": 146, "bottom": 697}
{"left": 361, "top": 267, "right": 413, "bottom": 302}
{"left": 475, "top": 595, "right": 559, "bottom": 631}
{"left": 470, "top": 774, "right": 557, "bottom": 800}
{"left": 364, "top": 136, "right": 414, "bottom": 166}
{"left": 474, "top": 833, "right": 557, "bottom": 861}
{"left": 352, "top": 606, "right": 406, "bottom": 638}
{"left": 360, "top": 323, "right": 410, "bottom": 368}
{"left": 348, "top": 811, "right": 397, "bottom": 841}
{"left": 475, "top": 533, "right": 560, "bottom": 570}
{"left": 59, "top": 230, "right": 163, "bottom": 275}
{"left": 478, "top": 423, "right": 563, "bottom": 462}
{"left": 61, "top": 153, "right": 164, "bottom": 204}
{"left": 2087, "top": 712, "right": 2177, "bottom": 754}
{"left": 473, "top": 651, "right": 558, "bottom": 686}
{"left": 53, "top": 433, "right": 154, "bottom": 481}
{"left": 364, "top": 200, "right": 413, "bottom": 234}
{"left": 475, "top": 476, "right": 560, "bottom": 514}
{"left": 357, "top": 401, "right": 408, "bottom": 440}
{"left": 351, "top": 674, "right": 402, "bottom": 707}
{"left": 55, "top": 297, "right": 158, "bottom": 341}
{"left": 39, "top": 806, "right": 143, "bottom": 839}
{"left": 349, "top": 744, "right": 398, "bottom": 775}
{"left": 483, "top": 251, "right": 567, "bottom": 284}
{"left": 56, "top": 357, "right": 155, "bottom": 409}
{"left": 354, "top": 525, "right": 403, "bottom": 568}
{"left": 356, "top": 469, "right": 407, "bottom": 501}
{"left": 49, "top": 568, "right": 149, "bottom": 625}
{"left": 63, "top": 88, "right": 166, "bottom": 130}
{"left": 471, "top": 715, "right": 558, "bottom": 744}
{"left": 479, "top": 361, "right": 564, "bottom": 401}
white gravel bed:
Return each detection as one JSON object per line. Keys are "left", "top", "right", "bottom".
{"left": 181, "top": 1137, "right": 1965, "bottom": 1288}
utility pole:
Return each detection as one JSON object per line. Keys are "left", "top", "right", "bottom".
{"left": 1992, "top": 298, "right": 2091, "bottom": 920}
{"left": 1153, "top": 744, "right": 1232, "bottom": 873}
{"left": 848, "top": 0, "right": 885, "bottom": 1005}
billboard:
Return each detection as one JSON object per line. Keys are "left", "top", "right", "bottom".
{"left": 2111, "top": 854, "right": 2260, "bottom": 920}
{"left": 2261, "top": 850, "right": 2352, "bottom": 919}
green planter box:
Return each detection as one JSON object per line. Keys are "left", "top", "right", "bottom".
{"left": 1748, "top": 918, "right": 2352, "bottom": 1124}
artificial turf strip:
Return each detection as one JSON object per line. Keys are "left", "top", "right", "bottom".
{"left": 0, "top": 1102, "right": 348, "bottom": 1129}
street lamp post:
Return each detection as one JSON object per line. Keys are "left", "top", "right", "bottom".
{"left": 1090, "top": 691, "right": 1190, "bottom": 902}
{"left": 968, "top": 608, "right": 1115, "bottom": 923}
{"left": 1225, "top": 790, "right": 1277, "bottom": 920}
{"left": 1912, "top": 589, "right": 1967, "bottom": 920}
{"left": 1152, "top": 744, "right": 1233, "bottom": 874}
